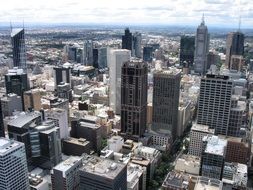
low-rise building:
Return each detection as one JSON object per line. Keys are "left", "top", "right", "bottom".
{"left": 175, "top": 154, "right": 200, "bottom": 175}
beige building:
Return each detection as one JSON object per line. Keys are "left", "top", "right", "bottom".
{"left": 24, "top": 89, "right": 41, "bottom": 111}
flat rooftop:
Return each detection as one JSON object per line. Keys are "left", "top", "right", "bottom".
{"left": 0, "top": 138, "right": 23, "bottom": 155}
{"left": 53, "top": 156, "right": 82, "bottom": 174}
{"left": 154, "top": 67, "right": 181, "bottom": 77}
{"left": 80, "top": 156, "right": 126, "bottom": 180}
{"left": 63, "top": 137, "right": 90, "bottom": 146}
{"left": 203, "top": 136, "right": 227, "bottom": 156}
{"left": 194, "top": 177, "right": 222, "bottom": 190}
{"left": 191, "top": 124, "right": 215, "bottom": 134}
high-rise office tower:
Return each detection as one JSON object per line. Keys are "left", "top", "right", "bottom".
{"left": 83, "top": 40, "right": 93, "bottom": 66}
{"left": 197, "top": 74, "right": 233, "bottom": 135}
{"left": 0, "top": 100, "right": 4, "bottom": 137}
{"left": 53, "top": 67, "right": 71, "bottom": 89}
{"left": 194, "top": 15, "right": 209, "bottom": 74}
{"left": 1, "top": 94, "right": 23, "bottom": 117}
{"left": 7, "top": 111, "right": 62, "bottom": 170}
{"left": 5, "top": 68, "right": 28, "bottom": 96}
{"left": 121, "top": 60, "right": 148, "bottom": 140}
{"left": 122, "top": 29, "right": 142, "bottom": 58}
{"left": 180, "top": 36, "right": 195, "bottom": 68}
{"left": 45, "top": 108, "right": 69, "bottom": 139}
{"left": 5, "top": 68, "right": 29, "bottom": 110}
{"left": 51, "top": 156, "right": 83, "bottom": 190}
{"left": 109, "top": 49, "right": 131, "bottom": 115}
{"left": 225, "top": 32, "right": 244, "bottom": 68}
{"left": 228, "top": 96, "right": 247, "bottom": 137}
{"left": 79, "top": 156, "right": 127, "bottom": 190}
{"left": 24, "top": 89, "right": 42, "bottom": 111}
{"left": 93, "top": 48, "right": 99, "bottom": 68}
{"left": 152, "top": 68, "right": 181, "bottom": 141}
{"left": 143, "top": 46, "right": 153, "bottom": 62}
{"left": 200, "top": 135, "right": 227, "bottom": 180}
{"left": 98, "top": 47, "right": 108, "bottom": 69}
{"left": 122, "top": 28, "right": 133, "bottom": 52}
{"left": 133, "top": 32, "right": 142, "bottom": 58}
{"left": 0, "top": 138, "right": 29, "bottom": 189}
{"left": 11, "top": 28, "right": 26, "bottom": 71}
{"left": 31, "top": 120, "right": 62, "bottom": 169}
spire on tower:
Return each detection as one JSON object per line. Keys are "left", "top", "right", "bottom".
{"left": 10, "top": 21, "right": 12, "bottom": 32}
{"left": 201, "top": 13, "right": 205, "bottom": 25}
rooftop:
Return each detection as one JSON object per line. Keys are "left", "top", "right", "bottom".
{"left": 154, "top": 67, "right": 181, "bottom": 77}
{"left": 162, "top": 171, "right": 189, "bottom": 189}
{"left": 11, "top": 28, "right": 24, "bottom": 37}
{"left": 63, "top": 137, "right": 90, "bottom": 146}
{"left": 80, "top": 156, "right": 126, "bottom": 180}
{"left": 222, "top": 162, "right": 247, "bottom": 187}
{"left": 194, "top": 177, "right": 222, "bottom": 190}
{"left": 191, "top": 124, "right": 215, "bottom": 134}
{"left": 8, "top": 111, "right": 41, "bottom": 128}
{"left": 53, "top": 156, "right": 82, "bottom": 174}
{"left": 0, "top": 138, "right": 23, "bottom": 155}
{"left": 203, "top": 136, "right": 227, "bottom": 156}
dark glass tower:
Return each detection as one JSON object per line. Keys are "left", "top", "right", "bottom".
{"left": 53, "top": 67, "right": 71, "bottom": 89}
{"left": 121, "top": 60, "right": 148, "bottom": 140}
{"left": 11, "top": 28, "right": 26, "bottom": 71}
{"left": 152, "top": 68, "right": 181, "bottom": 141}
{"left": 122, "top": 28, "right": 133, "bottom": 51}
{"left": 5, "top": 68, "right": 29, "bottom": 110}
{"left": 180, "top": 36, "right": 195, "bottom": 68}
{"left": 92, "top": 48, "right": 98, "bottom": 68}
{"left": 225, "top": 32, "right": 244, "bottom": 68}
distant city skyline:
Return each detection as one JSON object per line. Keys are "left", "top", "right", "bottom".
{"left": 1, "top": 0, "right": 253, "bottom": 28}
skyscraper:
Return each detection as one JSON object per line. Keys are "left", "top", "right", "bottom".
{"left": 152, "top": 68, "right": 181, "bottom": 141}
{"left": 11, "top": 28, "right": 26, "bottom": 71}
{"left": 92, "top": 48, "right": 99, "bottom": 68}
{"left": 194, "top": 15, "right": 209, "bottom": 74}
{"left": 133, "top": 32, "right": 142, "bottom": 58}
{"left": 98, "top": 47, "right": 108, "bottom": 69}
{"left": 197, "top": 74, "right": 233, "bottom": 135}
{"left": 180, "top": 36, "right": 195, "bottom": 68}
{"left": 122, "top": 28, "right": 133, "bottom": 51}
{"left": 53, "top": 67, "right": 71, "bottom": 89}
{"left": 225, "top": 32, "right": 244, "bottom": 68}
{"left": 0, "top": 100, "right": 4, "bottom": 137}
{"left": 5, "top": 68, "right": 29, "bottom": 110}
{"left": 83, "top": 40, "right": 93, "bottom": 66}
{"left": 5, "top": 68, "right": 28, "bottom": 97}
{"left": 109, "top": 49, "right": 131, "bottom": 115}
{"left": 0, "top": 138, "right": 29, "bottom": 189}
{"left": 121, "top": 59, "right": 148, "bottom": 140}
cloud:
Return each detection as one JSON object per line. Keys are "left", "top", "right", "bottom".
{"left": 0, "top": 0, "right": 252, "bottom": 28}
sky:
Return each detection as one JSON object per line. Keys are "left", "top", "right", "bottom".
{"left": 1, "top": 0, "right": 253, "bottom": 28}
